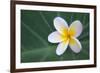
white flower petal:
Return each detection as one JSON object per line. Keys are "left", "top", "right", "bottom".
{"left": 56, "top": 40, "right": 69, "bottom": 56}
{"left": 69, "top": 20, "right": 83, "bottom": 37}
{"left": 69, "top": 37, "right": 82, "bottom": 53}
{"left": 48, "top": 31, "right": 63, "bottom": 43}
{"left": 54, "top": 17, "right": 68, "bottom": 35}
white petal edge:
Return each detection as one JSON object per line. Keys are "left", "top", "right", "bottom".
{"left": 69, "top": 37, "right": 82, "bottom": 53}
{"left": 48, "top": 31, "right": 63, "bottom": 43}
{"left": 54, "top": 17, "right": 68, "bottom": 35}
{"left": 69, "top": 20, "right": 83, "bottom": 37}
{"left": 56, "top": 40, "right": 69, "bottom": 56}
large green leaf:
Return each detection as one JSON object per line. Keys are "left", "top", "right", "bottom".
{"left": 21, "top": 10, "right": 89, "bottom": 63}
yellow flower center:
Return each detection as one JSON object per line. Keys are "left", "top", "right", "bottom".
{"left": 61, "top": 28, "right": 75, "bottom": 42}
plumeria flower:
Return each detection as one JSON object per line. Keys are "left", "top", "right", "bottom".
{"left": 48, "top": 17, "right": 83, "bottom": 56}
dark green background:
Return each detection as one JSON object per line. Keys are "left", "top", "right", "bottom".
{"left": 21, "top": 10, "right": 89, "bottom": 63}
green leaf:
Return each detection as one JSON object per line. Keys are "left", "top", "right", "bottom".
{"left": 21, "top": 10, "right": 89, "bottom": 63}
